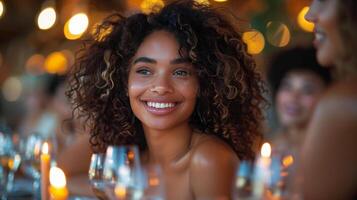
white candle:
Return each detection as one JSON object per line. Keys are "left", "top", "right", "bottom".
{"left": 253, "top": 142, "right": 272, "bottom": 197}
{"left": 41, "top": 142, "right": 50, "bottom": 200}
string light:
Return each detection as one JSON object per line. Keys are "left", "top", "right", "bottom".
{"left": 68, "top": 13, "right": 89, "bottom": 35}
{"left": 44, "top": 52, "right": 68, "bottom": 74}
{"left": 242, "top": 30, "right": 265, "bottom": 55}
{"left": 0, "top": 1, "right": 5, "bottom": 18}
{"left": 298, "top": 6, "right": 314, "bottom": 32}
{"left": 37, "top": 7, "right": 56, "bottom": 30}
{"left": 2, "top": 77, "right": 23, "bottom": 102}
{"left": 266, "top": 21, "right": 290, "bottom": 47}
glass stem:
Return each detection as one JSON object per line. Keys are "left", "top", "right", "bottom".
{"left": 6, "top": 171, "right": 15, "bottom": 192}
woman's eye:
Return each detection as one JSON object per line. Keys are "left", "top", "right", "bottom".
{"left": 136, "top": 68, "right": 151, "bottom": 75}
{"left": 173, "top": 70, "right": 190, "bottom": 77}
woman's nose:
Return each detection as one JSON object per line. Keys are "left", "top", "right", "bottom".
{"left": 150, "top": 75, "right": 174, "bottom": 95}
{"left": 305, "top": 4, "right": 316, "bottom": 23}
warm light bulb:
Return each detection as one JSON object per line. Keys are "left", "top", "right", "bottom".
{"left": 242, "top": 30, "right": 265, "bottom": 55}
{"left": 44, "top": 51, "right": 68, "bottom": 74}
{"left": 1, "top": 77, "right": 22, "bottom": 102}
{"left": 0, "top": 1, "right": 4, "bottom": 18}
{"left": 50, "top": 167, "right": 67, "bottom": 188}
{"left": 266, "top": 21, "right": 291, "bottom": 47}
{"left": 37, "top": 7, "right": 56, "bottom": 30}
{"left": 68, "top": 13, "right": 89, "bottom": 35}
{"left": 261, "top": 143, "right": 271, "bottom": 158}
{"left": 214, "top": 0, "right": 228, "bottom": 2}
{"left": 42, "top": 142, "right": 49, "bottom": 155}
{"left": 298, "top": 6, "right": 314, "bottom": 32}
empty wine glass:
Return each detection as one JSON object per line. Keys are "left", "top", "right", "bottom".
{"left": 88, "top": 153, "right": 108, "bottom": 200}
{"left": 141, "top": 164, "right": 165, "bottom": 200}
{"left": 103, "top": 145, "right": 144, "bottom": 200}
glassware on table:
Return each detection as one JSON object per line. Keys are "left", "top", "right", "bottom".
{"left": 141, "top": 164, "right": 165, "bottom": 200}
{"left": 0, "top": 131, "right": 22, "bottom": 199}
{"left": 266, "top": 145, "right": 302, "bottom": 200}
{"left": 88, "top": 153, "right": 108, "bottom": 200}
{"left": 21, "top": 134, "right": 54, "bottom": 200}
{"left": 103, "top": 145, "right": 144, "bottom": 200}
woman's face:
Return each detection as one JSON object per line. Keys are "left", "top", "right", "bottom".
{"left": 128, "top": 31, "right": 199, "bottom": 131}
{"left": 276, "top": 70, "right": 326, "bottom": 128}
{"left": 305, "top": 0, "right": 344, "bottom": 66}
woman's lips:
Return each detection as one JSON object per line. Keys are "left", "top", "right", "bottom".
{"left": 143, "top": 101, "right": 179, "bottom": 116}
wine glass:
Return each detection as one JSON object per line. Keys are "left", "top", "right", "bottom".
{"left": 232, "top": 160, "right": 257, "bottom": 200}
{"left": 266, "top": 145, "right": 302, "bottom": 200}
{"left": 88, "top": 153, "right": 108, "bottom": 200}
{"left": 103, "top": 145, "right": 144, "bottom": 200}
{"left": 21, "top": 134, "right": 54, "bottom": 200}
{"left": 141, "top": 164, "right": 165, "bottom": 200}
{"left": 0, "top": 132, "right": 14, "bottom": 199}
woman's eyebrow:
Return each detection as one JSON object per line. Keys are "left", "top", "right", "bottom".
{"left": 133, "top": 57, "right": 157, "bottom": 64}
{"left": 170, "top": 57, "right": 190, "bottom": 65}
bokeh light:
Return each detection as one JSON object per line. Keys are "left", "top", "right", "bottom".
{"left": 266, "top": 21, "right": 291, "bottom": 47}
{"left": 214, "top": 0, "right": 228, "bottom": 2}
{"left": 2, "top": 76, "right": 23, "bottom": 102}
{"left": 64, "top": 20, "right": 81, "bottom": 40}
{"left": 37, "top": 7, "right": 56, "bottom": 30}
{"left": 242, "top": 30, "right": 265, "bottom": 55}
{"left": 298, "top": 6, "right": 314, "bottom": 32}
{"left": 0, "top": 1, "right": 4, "bottom": 18}
{"left": 44, "top": 52, "right": 68, "bottom": 75}
{"left": 68, "top": 13, "right": 89, "bottom": 35}
{"left": 140, "top": 0, "right": 165, "bottom": 14}
{"left": 25, "top": 54, "right": 46, "bottom": 75}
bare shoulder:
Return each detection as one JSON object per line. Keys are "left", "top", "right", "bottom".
{"left": 190, "top": 134, "right": 239, "bottom": 167}
{"left": 188, "top": 133, "right": 239, "bottom": 199}
{"left": 302, "top": 80, "right": 357, "bottom": 199}
{"left": 314, "top": 80, "right": 357, "bottom": 124}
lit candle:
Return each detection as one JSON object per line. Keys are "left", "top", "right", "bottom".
{"left": 49, "top": 167, "right": 68, "bottom": 200}
{"left": 253, "top": 142, "right": 272, "bottom": 197}
{"left": 41, "top": 142, "right": 50, "bottom": 200}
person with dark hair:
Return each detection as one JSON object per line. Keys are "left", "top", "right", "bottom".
{"left": 67, "top": 0, "right": 266, "bottom": 199}
{"left": 301, "top": 0, "right": 357, "bottom": 199}
{"left": 267, "top": 47, "right": 331, "bottom": 150}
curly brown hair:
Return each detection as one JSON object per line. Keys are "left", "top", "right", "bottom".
{"left": 67, "top": 0, "right": 266, "bottom": 160}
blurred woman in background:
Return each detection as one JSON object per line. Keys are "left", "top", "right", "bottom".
{"left": 266, "top": 47, "right": 331, "bottom": 151}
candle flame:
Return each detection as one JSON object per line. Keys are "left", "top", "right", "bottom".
{"left": 50, "top": 167, "right": 67, "bottom": 188}
{"left": 42, "top": 142, "right": 49, "bottom": 155}
{"left": 261, "top": 142, "right": 271, "bottom": 158}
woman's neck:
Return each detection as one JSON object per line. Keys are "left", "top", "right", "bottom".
{"left": 143, "top": 124, "right": 194, "bottom": 166}
{"left": 284, "top": 124, "right": 306, "bottom": 145}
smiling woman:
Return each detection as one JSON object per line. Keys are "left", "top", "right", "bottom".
{"left": 67, "top": 0, "right": 266, "bottom": 199}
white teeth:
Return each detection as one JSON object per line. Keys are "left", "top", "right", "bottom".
{"left": 146, "top": 102, "right": 176, "bottom": 109}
